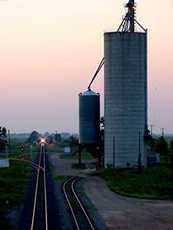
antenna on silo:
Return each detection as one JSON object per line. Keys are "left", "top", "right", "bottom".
{"left": 128, "top": 0, "right": 135, "bottom": 32}
{"left": 117, "top": 0, "right": 146, "bottom": 32}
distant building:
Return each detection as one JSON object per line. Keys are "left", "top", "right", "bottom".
{"left": 60, "top": 133, "right": 71, "bottom": 140}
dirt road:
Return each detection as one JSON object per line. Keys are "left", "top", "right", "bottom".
{"left": 84, "top": 176, "right": 173, "bottom": 230}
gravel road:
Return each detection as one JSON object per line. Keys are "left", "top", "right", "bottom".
{"left": 84, "top": 176, "right": 173, "bottom": 230}
{"left": 50, "top": 153, "right": 173, "bottom": 230}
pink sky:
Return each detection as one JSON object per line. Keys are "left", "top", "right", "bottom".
{"left": 0, "top": 0, "right": 172, "bottom": 134}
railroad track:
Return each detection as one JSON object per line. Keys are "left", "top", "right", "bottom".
{"left": 63, "top": 177, "right": 96, "bottom": 230}
{"left": 30, "top": 144, "right": 48, "bottom": 230}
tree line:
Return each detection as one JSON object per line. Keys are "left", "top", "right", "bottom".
{"left": 0, "top": 127, "right": 7, "bottom": 153}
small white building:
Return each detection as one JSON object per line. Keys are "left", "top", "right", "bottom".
{"left": 64, "top": 147, "right": 71, "bottom": 154}
{"left": 0, "top": 159, "right": 10, "bottom": 168}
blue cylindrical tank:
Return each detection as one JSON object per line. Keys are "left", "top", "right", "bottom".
{"left": 79, "top": 89, "right": 100, "bottom": 145}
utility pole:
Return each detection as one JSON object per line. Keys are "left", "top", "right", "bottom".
{"left": 78, "top": 145, "right": 82, "bottom": 166}
{"left": 8, "top": 129, "right": 11, "bottom": 156}
{"left": 113, "top": 136, "right": 115, "bottom": 168}
{"left": 30, "top": 144, "right": 33, "bottom": 160}
{"left": 150, "top": 125, "right": 153, "bottom": 136}
{"left": 138, "top": 131, "right": 142, "bottom": 173}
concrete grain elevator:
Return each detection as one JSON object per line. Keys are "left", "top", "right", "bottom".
{"left": 104, "top": 0, "right": 148, "bottom": 168}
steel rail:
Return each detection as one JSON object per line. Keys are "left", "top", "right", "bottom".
{"left": 9, "top": 158, "right": 44, "bottom": 171}
{"left": 43, "top": 146, "right": 48, "bottom": 230}
{"left": 63, "top": 177, "right": 80, "bottom": 230}
{"left": 63, "top": 177, "right": 95, "bottom": 230}
{"left": 71, "top": 179, "right": 95, "bottom": 230}
{"left": 30, "top": 147, "right": 42, "bottom": 230}
{"left": 30, "top": 144, "right": 48, "bottom": 230}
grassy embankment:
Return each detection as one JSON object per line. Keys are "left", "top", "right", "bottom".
{"left": 47, "top": 140, "right": 94, "bottom": 161}
{"left": 95, "top": 165, "right": 173, "bottom": 200}
{"left": 60, "top": 152, "right": 94, "bottom": 161}
{"left": 48, "top": 143, "right": 94, "bottom": 182}
{"left": 0, "top": 139, "right": 32, "bottom": 229}
{"left": 46, "top": 144, "right": 67, "bottom": 182}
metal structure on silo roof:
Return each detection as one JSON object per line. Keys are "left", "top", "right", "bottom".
{"left": 104, "top": 0, "right": 148, "bottom": 168}
{"left": 79, "top": 89, "right": 100, "bottom": 145}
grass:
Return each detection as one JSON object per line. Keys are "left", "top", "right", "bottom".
{"left": 49, "top": 157, "right": 67, "bottom": 183}
{"left": 94, "top": 166, "right": 173, "bottom": 200}
{"left": 60, "top": 152, "right": 94, "bottom": 161}
{"left": 47, "top": 144, "right": 63, "bottom": 153}
{"left": 0, "top": 153, "right": 31, "bottom": 229}
{"left": 53, "top": 175, "right": 67, "bottom": 182}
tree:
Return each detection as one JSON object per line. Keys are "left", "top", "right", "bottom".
{"left": 169, "top": 140, "right": 173, "bottom": 154}
{"left": 169, "top": 140, "right": 173, "bottom": 173}
{"left": 144, "top": 127, "right": 155, "bottom": 151}
{"left": 155, "top": 136, "right": 168, "bottom": 156}
{"left": 28, "top": 131, "right": 40, "bottom": 144}
{"left": 69, "top": 135, "right": 78, "bottom": 148}
{"left": 1, "top": 127, "right": 7, "bottom": 137}
{"left": 0, "top": 127, "right": 8, "bottom": 153}
{"left": 54, "top": 133, "right": 61, "bottom": 143}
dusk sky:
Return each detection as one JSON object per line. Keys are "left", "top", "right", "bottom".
{"left": 0, "top": 0, "right": 172, "bottom": 134}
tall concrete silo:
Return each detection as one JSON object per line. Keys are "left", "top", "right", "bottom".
{"left": 104, "top": 0, "right": 147, "bottom": 168}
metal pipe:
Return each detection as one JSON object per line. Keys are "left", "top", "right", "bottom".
{"left": 88, "top": 58, "right": 104, "bottom": 90}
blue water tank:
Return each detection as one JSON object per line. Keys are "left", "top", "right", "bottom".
{"left": 79, "top": 89, "right": 100, "bottom": 145}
